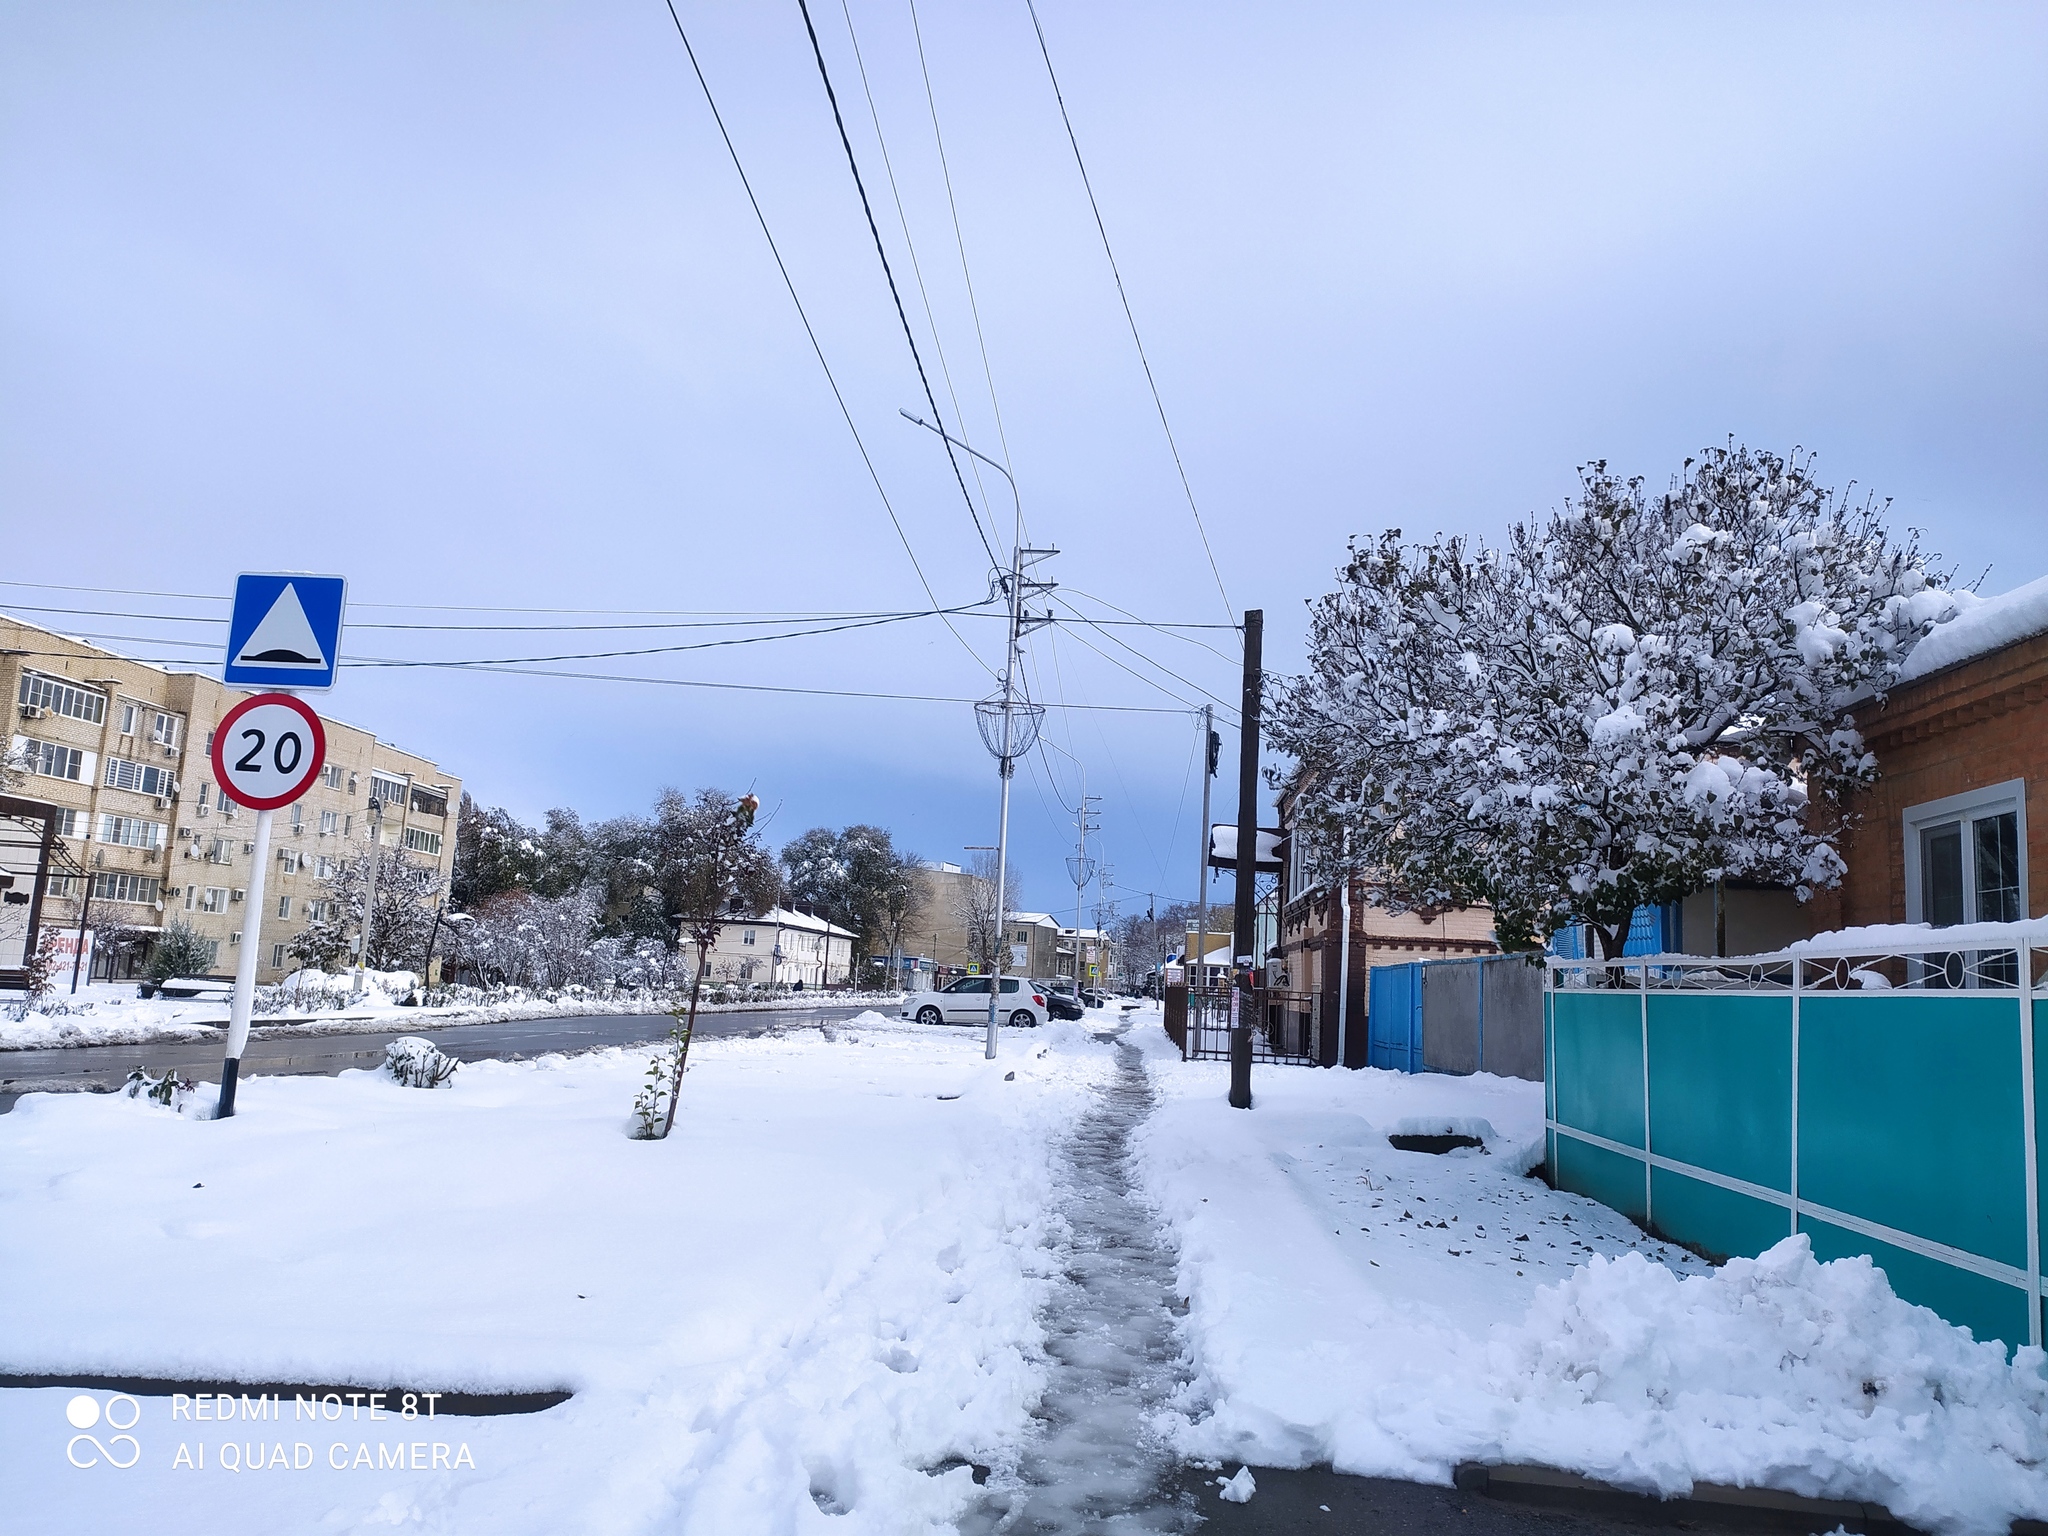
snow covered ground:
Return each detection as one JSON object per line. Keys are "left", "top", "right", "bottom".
{"left": 10, "top": 1002, "right": 2048, "bottom": 1535}
{"left": 1, "top": 1010, "right": 1112, "bottom": 1535}
{"left": 0, "top": 978, "right": 903, "bottom": 1051}
{"left": 1129, "top": 1020, "right": 2048, "bottom": 1536}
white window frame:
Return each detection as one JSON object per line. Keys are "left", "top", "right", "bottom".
{"left": 1902, "top": 778, "right": 2029, "bottom": 927}
{"left": 200, "top": 887, "right": 229, "bottom": 914}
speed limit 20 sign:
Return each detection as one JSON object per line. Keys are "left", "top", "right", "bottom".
{"left": 209, "top": 693, "right": 328, "bottom": 810}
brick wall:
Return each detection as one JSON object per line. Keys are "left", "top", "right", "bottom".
{"left": 1812, "top": 629, "right": 2048, "bottom": 928}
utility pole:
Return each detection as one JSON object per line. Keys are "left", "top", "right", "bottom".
{"left": 350, "top": 796, "right": 384, "bottom": 1002}
{"left": 905, "top": 409, "right": 1053, "bottom": 1063}
{"left": 1066, "top": 788, "right": 1099, "bottom": 987}
{"left": 1230, "top": 610, "right": 1263, "bottom": 1111}
{"left": 1195, "top": 703, "right": 1216, "bottom": 987}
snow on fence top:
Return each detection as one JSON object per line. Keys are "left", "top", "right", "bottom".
{"left": 1895, "top": 571, "right": 2048, "bottom": 683}
{"left": 1546, "top": 916, "right": 2048, "bottom": 971}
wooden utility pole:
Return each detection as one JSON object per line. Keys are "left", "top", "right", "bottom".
{"left": 1230, "top": 609, "right": 1263, "bottom": 1110}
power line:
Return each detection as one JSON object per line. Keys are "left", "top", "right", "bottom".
{"left": 4, "top": 606, "right": 992, "bottom": 666}
{"left": 1023, "top": 0, "right": 1234, "bottom": 624}
{"left": 1055, "top": 613, "right": 1239, "bottom": 723}
{"left": 835, "top": 0, "right": 1003, "bottom": 552}
{"left": 3, "top": 649, "right": 1195, "bottom": 713}
{"left": 0, "top": 598, "right": 999, "bottom": 632}
{"left": 909, "top": 0, "right": 1018, "bottom": 496}
{"left": 1051, "top": 594, "right": 1237, "bottom": 716}
{"left": 794, "top": 0, "right": 1001, "bottom": 572}
{"left": 660, "top": 0, "right": 995, "bottom": 682}
{"left": 344, "top": 607, "right": 989, "bottom": 668}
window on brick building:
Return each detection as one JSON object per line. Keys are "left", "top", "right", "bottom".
{"left": 1905, "top": 778, "right": 2027, "bottom": 987}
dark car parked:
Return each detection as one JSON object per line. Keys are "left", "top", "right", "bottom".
{"left": 1036, "top": 982, "right": 1085, "bottom": 1021}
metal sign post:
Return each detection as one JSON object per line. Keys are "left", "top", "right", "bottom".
{"left": 209, "top": 692, "right": 327, "bottom": 1119}
{"left": 213, "top": 574, "right": 346, "bottom": 1120}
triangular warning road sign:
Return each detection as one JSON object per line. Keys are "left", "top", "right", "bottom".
{"left": 233, "top": 583, "right": 328, "bottom": 669}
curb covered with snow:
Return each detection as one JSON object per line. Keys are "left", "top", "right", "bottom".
{"left": 0, "top": 985, "right": 905, "bottom": 1052}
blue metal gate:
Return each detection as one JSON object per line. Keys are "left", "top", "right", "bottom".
{"left": 1368, "top": 962, "right": 1422, "bottom": 1072}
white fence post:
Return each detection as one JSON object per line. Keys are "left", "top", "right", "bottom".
{"left": 1789, "top": 955, "right": 1803, "bottom": 1242}
{"left": 2022, "top": 944, "right": 2041, "bottom": 1349}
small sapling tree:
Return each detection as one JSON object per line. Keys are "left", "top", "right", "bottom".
{"left": 647, "top": 788, "right": 779, "bottom": 1138}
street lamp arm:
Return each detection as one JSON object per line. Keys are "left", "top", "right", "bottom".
{"left": 900, "top": 410, "right": 1018, "bottom": 523}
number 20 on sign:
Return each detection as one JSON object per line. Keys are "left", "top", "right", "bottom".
{"left": 209, "top": 693, "right": 327, "bottom": 810}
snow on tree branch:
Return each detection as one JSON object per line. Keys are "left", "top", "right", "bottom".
{"left": 1269, "top": 445, "right": 1959, "bottom": 957}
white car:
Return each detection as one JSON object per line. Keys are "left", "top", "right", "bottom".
{"left": 903, "top": 976, "right": 1049, "bottom": 1029}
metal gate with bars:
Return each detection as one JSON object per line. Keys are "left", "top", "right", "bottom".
{"left": 1183, "top": 988, "right": 1324, "bottom": 1064}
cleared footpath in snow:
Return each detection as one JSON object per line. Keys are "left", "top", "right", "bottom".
{"left": 1, "top": 1011, "right": 1113, "bottom": 1535}
{"left": 1129, "top": 1018, "right": 2048, "bottom": 1536}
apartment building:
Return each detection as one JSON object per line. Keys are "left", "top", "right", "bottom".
{"left": 3, "top": 614, "right": 461, "bottom": 985}
{"left": 697, "top": 907, "right": 856, "bottom": 988}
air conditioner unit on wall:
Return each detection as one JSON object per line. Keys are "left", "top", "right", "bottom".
{"left": 18, "top": 703, "right": 46, "bottom": 720}
{"left": 231, "top": 889, "right": 245, "bottom": 903}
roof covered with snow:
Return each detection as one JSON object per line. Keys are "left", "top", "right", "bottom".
{"left": 1895, "top": 573, "right": 2048, "bottom": 684}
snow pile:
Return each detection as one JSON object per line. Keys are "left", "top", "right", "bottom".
{"left": 1216, "top": 1465, "right": 1257, "bottom": 1502}
{"left": 1489, "top": 1240, "right": 2048, "bottom": 1531}
{"left": 1896, "top": 573, "right": 2048, "bottom": 683}
{"left": 1131, "top": 1026, "right": 2048, "bottom": 1534}
{"left": 0, "top": 1013, "right": 1114, "bottom": 1533}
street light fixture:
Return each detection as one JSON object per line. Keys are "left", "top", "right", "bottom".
{"left": 903, "top": 411, "right": 1056, "bottom": 1061}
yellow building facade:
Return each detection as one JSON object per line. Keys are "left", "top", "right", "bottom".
{"left": 3, "top": 614, "right": 461, "bottom": 984}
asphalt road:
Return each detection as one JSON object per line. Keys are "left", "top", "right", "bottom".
{"left": 0, "top": 1004, "right": 877, "bottom": 1110}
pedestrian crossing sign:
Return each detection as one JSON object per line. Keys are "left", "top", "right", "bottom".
{"left": 224, "top": 574, "right": 347, "bottom": 690}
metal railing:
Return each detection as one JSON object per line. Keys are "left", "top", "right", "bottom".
{"left": 1184, "top": 986, "right": 1323, "bottom": 1064}
{"left": 1544, "top": 918, "right": 2048, "bottom": 1351}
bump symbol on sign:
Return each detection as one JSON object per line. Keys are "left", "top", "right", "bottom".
{"left": 232, "top": 583, "right": 328, "bottom": 669}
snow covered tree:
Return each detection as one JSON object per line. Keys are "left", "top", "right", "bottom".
{"left": 647, "top": 788, "right": 779, "bottom": 1137}
{"left": 287, "top": 846, "right": 444, "bottom": 973}
{"left": 451, "top": 795, "right": 545, "bottom": 909}
{"left": 462, "top": 887, "right": 607, "bottom": 988}
{"left": 146, "top": 920, "right": 220, "bottom": 982}
{"left": 1271, "top": 446, "right": 1961, "bottom": 959}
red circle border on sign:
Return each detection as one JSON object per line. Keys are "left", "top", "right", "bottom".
{"left": 207, "top": 693, "right": 328, "bottom": 811}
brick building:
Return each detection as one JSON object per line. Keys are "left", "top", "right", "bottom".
{"left": 1811, "top": 575, "right": 2048, "bottom": 930}
{"left": 1271, "top": 782, "right": 1499, "bottom": 1067}
{"left": 3, "top": 614, "right": 461, "bottom": 987}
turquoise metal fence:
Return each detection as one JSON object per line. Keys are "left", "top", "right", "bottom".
{"left": 1545, "top": 920, "right": 2048, "bottom": 1350}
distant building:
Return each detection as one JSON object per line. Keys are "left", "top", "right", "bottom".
{"left": 698, "top": 907, "right": 855, "bottom": 988}
{"left": 1003, "top": 912, "right": 1064, "bottom": 980}
{"left": 1055, "top": 925, "right": 1115, "bottom": 987}
{"left": 2, "top": 614, "right": 461, "bottom": 987}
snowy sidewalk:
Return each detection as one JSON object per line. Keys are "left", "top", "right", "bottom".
{"left": 2, "top": 1012, "right": 1111, "bottom": 1534}
{"left": 1128, "top": 1018, "right": 2048, "bottom": 1536}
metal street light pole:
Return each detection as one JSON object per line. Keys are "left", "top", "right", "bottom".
{"left": 903, "top": 412, "right": 1054, "bottom": 1062}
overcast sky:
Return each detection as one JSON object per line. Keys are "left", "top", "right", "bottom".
{"left": 4, "top": 2, "right": 2043, "bottom": 918}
